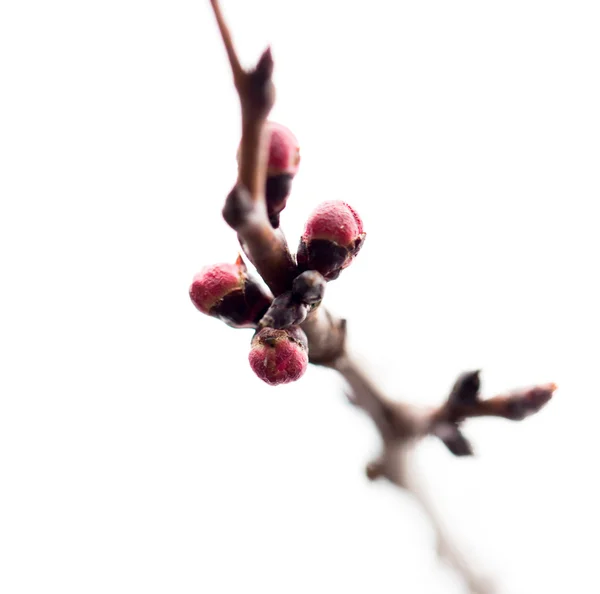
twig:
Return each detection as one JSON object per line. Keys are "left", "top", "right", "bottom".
{"left": 209, "top": 0, "right": 295, "bottom": 295}
{"left": 406, "top": 469, "right": 497, "bottom": 594}
{"left": 335, "top": 357, "right": 555, "bottom": 591}
{"left": 206, "top": 2, "right": 556, "bottom": 592}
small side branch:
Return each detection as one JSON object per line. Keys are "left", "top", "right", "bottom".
{"left": 426, "top": 373, "right": 557, "bottom": 455}
{"left": 336, "top": 359, "right": 555, "bottom": 593}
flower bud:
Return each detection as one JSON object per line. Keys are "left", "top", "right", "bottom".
{"left": 265, "top": 174, "right": 292, "bottom": 228}
{"left": 189, "top": 257, "right": 272, "bottom": 329}
{"left": 237, "top": 121, "right": 300, "bottom": 228}
{"left": 265, "top": 122, "right": 300, "bottom": 228}
{"left": 248, "top": 326, "right": 309, "bottom": 386}
{"left": 297, "top": 200, "right": 366, "bottom": 280}
{"left": 266, "top": 121, "right": 300, "bottom": 178}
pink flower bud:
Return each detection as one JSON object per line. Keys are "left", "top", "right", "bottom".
{"left": 297, "top": 201, "right": 366, "bottom": 280}
{"left": 189, "top": 257, "right": 272, "bottom": 328}
{"left": 237, "top": 121, "right": 300, "bottom": 178}
{"left": 248, "top": 327, "right": 309, "bottom": 386}
{"left": 189, "top": 262, "right": 243, "bottom": 315}
{"left": 236, "top": 122, "right": 300, "bottom": 228}
{"left": 266, "top": 121, "right": 300, "bottom": 178}
{"left": 302, "top": 200, "right": 364, "bottom": 247}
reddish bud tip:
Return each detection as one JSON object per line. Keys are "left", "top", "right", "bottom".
{"left": 266, "top": 121, "right": 300, "bottom": 178}
{"left": 236, "top": 122, "right": 299, "bottom": 228}
{"left": 302, "top": 200, "right": 364, "bottom": 247}
{"left": 237, "top": 121, "right": 300, "bottom": 178}
{"left": 189, "top": 259, "right": 271, "bottom": 328}
{"left": 189, "top": 262, "right": 244, "bottom": 315}
{"left": 297, "top": 201, "right": 366, "bottom": 280}
{"left": 248, "top": 327, "right": 309, "bottom": 386}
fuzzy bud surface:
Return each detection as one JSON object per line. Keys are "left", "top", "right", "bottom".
{"left": 297, "top": 200, "right": 366, "bottom": 280}
{"left": 189, "top": 259, "right": 271, "bottom": 328}
{"left": 248, "top": 326, "right": 309, "bottom": 385}
{"left": 266, "top": 122, "right": 300, "bottom": 178}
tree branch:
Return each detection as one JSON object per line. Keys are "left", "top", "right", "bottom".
{"left": 405, "top": 469, "right": 497, "bottom": 594}
{"left": 336, "top": 356, "right": 555, "bottom": 593}
{"left": 209, "top": 0, "right": 296, "bottom": 296}
{"left": 205, "top": 3, "right": 556, "bottom": 592}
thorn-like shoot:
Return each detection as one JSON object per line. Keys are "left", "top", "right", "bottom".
{"left": 449, "top": 370, "right": 482, "bottom": 406}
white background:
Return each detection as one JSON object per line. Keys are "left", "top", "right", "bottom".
{"left": 1, "top": 1, "right": 599, "bottom": 592}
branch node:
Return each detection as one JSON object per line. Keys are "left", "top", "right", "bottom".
{"left": 222, "top": 184, "right": 255, "bottom": 230}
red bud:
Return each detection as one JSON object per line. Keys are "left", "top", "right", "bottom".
{"left": 302, "top": 200, "right": 364, "bottom": 247}
{"left": 189, "top": 258, "right": 272, "bottom": 328}
{"left": 266, "top": 122, "right": 300, "bottom": 177}
{"left": 297, "top": 201, "right": 366, "bottom": 280}
{"left": 248, "top": 327, "right": 309, "bottom": 386}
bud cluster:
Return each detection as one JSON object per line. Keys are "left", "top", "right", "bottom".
{"left": 192, "top": 122, "right": 367, "bottom": 386}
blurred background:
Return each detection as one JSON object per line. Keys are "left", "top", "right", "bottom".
{"left": 1, "top": 1, "right": 599, "bottom": 592}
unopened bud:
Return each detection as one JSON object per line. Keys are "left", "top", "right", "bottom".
{"left": 237, "top": 121, "right": 300, "bottom": 228}
{"left": 266, "top": 123, "right": 300, "bottom": 228}
{"left": 297, "top": 201, "right": 366, "bottom": 280}
{"left": 189, "top": 257, "right": 272, "bottom": 329}
{"left": 248, "top": 326, "right": 309, "bottom": 386}
{"left": 266, "top": 122, "right": 300, "bottom": 178}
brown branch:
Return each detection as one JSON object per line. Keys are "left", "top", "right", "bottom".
{"left": 364, "top": 441, "right": 495, "bottom": 593}
{"left": 336, "top": 357, "right": 555, "bottom": 592}
{"left": 301, "top": 307, "right": 347, "bottom": 366}
{"left": 404, "top": 468, "right": 497, "bottom": 594}
{"left": 337, "top": 359, "right": 555, "bottom": 591}
{"left": 206, "top": 3, "right": 556, "bottom": 592}
{"left": 426, "top": 375, "right": 557, "bottom": 456}
{"left": 209, "top": 1, "right": 350, "bottom": 339}
{"left": 332, "top": 354, "right": 420, "bottom": 442}
{"left": 433, "top": 383, "right": 557, "bottom": 425}
{"left": 209, "top": 0, "right": 296, "bottom": 296}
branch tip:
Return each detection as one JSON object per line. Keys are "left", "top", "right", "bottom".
{"left": 209, "top": 0, "right": 243, "bottom": 83}
{"left": 255, "top": 46, "right": 274, "bottom": 78}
